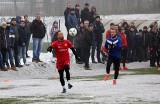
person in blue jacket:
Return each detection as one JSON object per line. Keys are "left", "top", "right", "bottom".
{"left": 67, "top": 8, "right": 78, "bottom": 43}
{"left": 104, "top": 29, "right": 122, "bottom": 85}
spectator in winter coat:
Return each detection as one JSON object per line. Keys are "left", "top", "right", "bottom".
{"left": 129, "top": 22, "right": 138, "bottom": 33}
{"left": 11, "top": 18, "right": 23, "bottom": 68}
{"left": 92, "top": 16, "right": 105, "bottom": 63}
{"left": 106, "top": 23, "right": 115, "bottom": 39}
{"left": 122, "top": 22, "right": 130, "bottom": 47}
{"left": 67, "top": 8, "right": 78, "bottom": 43}
{"left": 30, "top": 14, "right": 46, "bottom": 62}
{"left": 24, "top": 15, "right": 32, "bottom": 58}
{"left": 119, "top": 27, "right": 128, "bottom": 70}
{"left": 50, "top": 21, "right": 59, "bottom": 57}
{"left": 149, "top": 27, "right": 160, "bottom": 67}
{"left": 18, "top": 21, "right": 29, "bottom": 66}
{"left": 142, "top": 26, "right": 150, "bottom": 61}
{"left": 127, "top": 26, "right": 137, "bottom": 62}
{"left": 16, "top": 16, "right": 21, "bottom": 27}
{"left": 82, "top": 23, "right": 94, "bottom": 70}
{"left": 74, "top": 22, "right": 84, "bottom": 64}
{"left": 0, "top": 22, "right": 17, "bottom": 71}
{"left": 81, "top": 3, "right": 90, "bottom": 23}
{"left": 0, "top": 28, "right": 7, "bottom": 71}
{"left": 67, "top": 8, "right": 78, "bottom": 29}
{"left": 89, "top": 6, "right": 98, "bottom": 24}
{"left": 50, "top": 21, "right": 59, "bottom": 43}
{"left": 64, "top": 3, "right": 72, "bottom": 32}
{"left": 75, "top": 4, "right": 81, "bottom": 24}
{"left": 134, "top": 30, "right": 144, "bottom": 62}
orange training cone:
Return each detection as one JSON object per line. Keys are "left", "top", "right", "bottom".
{"left": 157, "top": 68, "right": 160, "bottom": 71}
{"left": 53, "top": 76, "right": 58, "bottom": 79}
{"left": 3, "top": 80, "right": 9, "bottom": 83}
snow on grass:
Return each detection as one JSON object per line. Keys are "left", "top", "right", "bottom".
{"left": 1, "top": 51, "right": 159, "bottom": 103}
{"left": 0, "top": 74, "right": 160, "bottom": 103}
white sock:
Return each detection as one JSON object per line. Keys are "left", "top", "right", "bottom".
{"left": 67, "top": 80, "right": 70, "bottom": 84}
{"left": 62, "top": 86, "right": 65, "bottom": 89}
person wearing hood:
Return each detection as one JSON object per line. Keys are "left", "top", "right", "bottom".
{"left": 16, "top": 16, "right": 21, "bottom": 27}
{"left": 91, "top": 16, "right": 105, "bottom": 63}
{"left": 49, "top": 20, "right": 59, "bottom": 57}
{"left": 24, "top": 15, "right": 32, "bottom": 58}
{"left": 10, "top": 18, "right": 23, "bottom": 68}
{"left": 67, "top": 8, "right": 78, "bottom": 43}
{"left": 64, "top": 3, "right": 72, "bottom": 32}
{"left": 30, "top": 14, "right": 46, "bottom": 62}
{"left": 81, "top": 3, "right": 90, "bottom": 23}
{"left": 18, "top": 21, "right": 29, "bottom": 66}
{"left": 0, "top": 22, "right": 17, "bottom": 71}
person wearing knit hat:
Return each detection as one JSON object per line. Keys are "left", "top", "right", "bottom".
{"left": 95, "top": 15, "right": 100, "bottom": 19}
{"left": 0, "top": 20, "right": 17, "bottom": 71}
{"left": 0, "top": 22, "right": 7, "bottom": 26}
{"left": 10, "top": 17, "right": 23, "bottom": 68}
{"left": 0, "top": 22, "right": 7, "bottom": 71}
{"left": 85, "top": 3, "right": 89, "bottom": 6}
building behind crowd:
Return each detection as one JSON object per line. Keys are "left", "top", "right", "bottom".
{"left": 0, "top": 0, "right": 160, "bottom": 16}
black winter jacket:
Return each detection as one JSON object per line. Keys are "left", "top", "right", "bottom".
{"left": 0, "top": 27, "right": 15, "bottom": 49}
{"left": 18, "top": 26, "right": 28, "bottom": 46}
{"left": 64, "top": 8, "right": 71, "bottom": 27}
{"left": 93, "top": 21, "right": 105, "bottom": 42}
{"left": 142, "top": 31, "right": 150, "bottom": 47}
{"left": 149, "top": 31, "right": 159, "bottom": 48}
{"left": 81, "top": 28, "right": 93, "bottom": 49}
{"left": 81, "top": 8, "right": 90, "bottom": 23}
{"left": 30, "top": 20, "right": 46, "bottom": 39}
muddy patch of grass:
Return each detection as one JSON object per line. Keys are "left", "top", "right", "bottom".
{"left": 0, "top": 86, "right": 15, "bottom": 90}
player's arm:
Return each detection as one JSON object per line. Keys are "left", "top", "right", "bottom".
{"left": 47, "top": 42, "right": 55, "bottom": 52}
{"left": 70, "top": 47, "right": 80, "bottom": 62}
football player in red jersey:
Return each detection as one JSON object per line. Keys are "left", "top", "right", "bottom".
{"left": 47, "top": 30, "right": 80, "bottom": 93}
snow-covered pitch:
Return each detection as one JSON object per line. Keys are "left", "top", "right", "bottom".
{"left": 0, "top": 14, "right": 160, "bottom": 103}
{"left": 0, "top": 50, "right": 160, "bottom": 104}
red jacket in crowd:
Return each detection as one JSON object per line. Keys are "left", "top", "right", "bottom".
{"left": 120, "top": 33, "right": 128, "bottom": 48}
{"left": 106, "top": 30, "right": 111, "bottom": 39}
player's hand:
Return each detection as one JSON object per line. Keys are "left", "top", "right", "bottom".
{"left": 47, "top": 46, "right": 53, "bottom": 52}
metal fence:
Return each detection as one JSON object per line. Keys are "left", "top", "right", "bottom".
{"left": 0, "top": 0, "right": 160, "bottom": 16}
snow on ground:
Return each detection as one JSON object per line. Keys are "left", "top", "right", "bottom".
{"left": 0, "top": 14, "right": 160, "bottom": 103}
{"left": 0, "top": 50, "right": 160, "bottom": 103}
